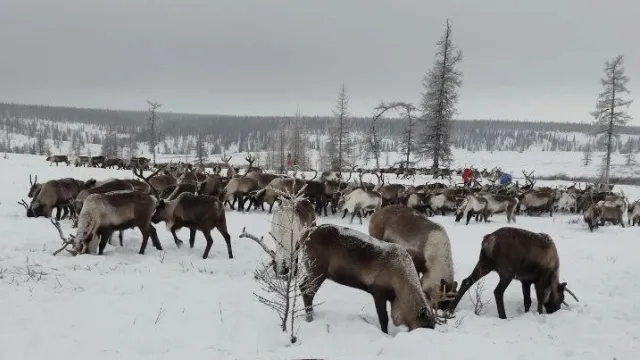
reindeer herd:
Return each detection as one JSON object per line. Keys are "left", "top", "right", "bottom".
{"left": 17, "top": 153, "right": 640, "bottom": 335}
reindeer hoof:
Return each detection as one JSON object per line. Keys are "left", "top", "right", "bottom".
{"left": 175, "top": 240, "right": 183, "bottom": 248}
{"left": 306, "top": 314, "right": 314, "bottom": 322}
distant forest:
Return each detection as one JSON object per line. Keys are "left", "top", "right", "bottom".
{"left": 1, "top": 102, "right": 640, "bottom": 158}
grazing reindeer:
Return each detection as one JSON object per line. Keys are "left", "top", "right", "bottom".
{"left": 61, "top": 191, "right": 164, "bottom": 255}
{"left": 151, "top": 192, "right": 233, "bottom": 259}
{"left": 299, "top": 224, "right": 441, "bottom": 334}
{"left": 27, "top": 178, "right": 94, "bottom": 219}
{"left": 447, "top": 227, "right": 579, "bottom": 319}
{"left": 336, "top": 188, "right": 382, "bottom": 224}
{"left": 46, "top": 155, "right": 70, "bottom": 166}
{"left": 369, "top": 205, "right": 458, "bottom": 310}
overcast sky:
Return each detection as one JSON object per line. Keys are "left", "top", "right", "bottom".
{"left": 0, "top": 0, "right": 638, "bottom": 123}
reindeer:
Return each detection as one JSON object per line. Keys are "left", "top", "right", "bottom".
{"left": 151, "top": 193, "right": 233, "bottom": 259}
{"left": 103, "top": 158, "right": 125, "bottom": 169}
{"left": 455, "top": 193, "right": 518, "bottom": 225}
{"left": 46, "top": 155, "right": 70, "bottom": 166}
{"left": 298, "top": 224, "right": 441, "bottom": 334}
{"left": 56, "top": 190, "right": 164, "bottom": 255}
{"left": 372, "top": 173, "right": 405, "bottom": 206}
{"left": 583, "top": 203, "right": 602, "bottom": 232}
{"left": 336, "top": 188, "right": 382, "bottom": 224}
{"left": 518, "top": 188, "right": 556, "bottom": 217}
{"left": 426, "top": 191, "right": 457, "bottom": 216}
{"left": 218, "top": 155, "right": 259, "bottom": 211}
{"left": 74, "top": 156, "right": 90, "bottom": 167}
{"left": 26, "top": 178, "right": 94, "bottom": 220}
{"left": 91, "top": 155, "right": 106, "bottom": 167}
{"left": 629, "top": 201, "right": 640, "bottom": 226}
{"left": 252, "top": 174, "right": 306, "bottom": 213}
{"left": 447, "top": 227, "right": 579, "bottom": 319}
{"left": 369, "top": 205, "right": 458, "bottom": 310}
{"left": 596, "top": 200, "right": 625, "bottom": 228}
{"left": 196, "top": 175, "right": 224, "bottom": 197}
{"left": 240, "top": 190, "right": 316, "bottom": 276}
{"left": 74, "top": 179, "right": 136, "bottom": 215}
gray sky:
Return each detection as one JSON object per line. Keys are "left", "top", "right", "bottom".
{"left": 0, "top": 0, "right": 638, "bottom": 124}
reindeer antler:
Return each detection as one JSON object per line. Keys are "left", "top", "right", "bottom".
{"left": 29, "top": 174, "right": 38, "bottom": 186}
{"left": 51, "top": 219, "right": 78, "bottom": 256}
{"left": 132, "top": 165, "right": 166, "bottom": 199}
{"left": 220, "top": 154, "right": 236, "bottom": 178}
{"left": 17, "top": 199, "right": 29, "bottom": 211}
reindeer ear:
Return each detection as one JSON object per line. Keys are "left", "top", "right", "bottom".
{"left": 559, "top": 282, "right": 567, "bottom": 290}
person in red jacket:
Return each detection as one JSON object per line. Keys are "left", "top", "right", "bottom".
{"left": 462, "top": 168, "right": 473, "bottom": 186}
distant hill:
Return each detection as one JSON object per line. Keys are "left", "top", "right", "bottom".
{"left": 0, "top": 102, "right": 639, "bottom": 163}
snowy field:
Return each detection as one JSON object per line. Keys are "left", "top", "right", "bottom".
{"left": 1, "top": 153, "right": 640, "bottom": 359}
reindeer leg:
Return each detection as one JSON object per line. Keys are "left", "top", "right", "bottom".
{"left": 98, "top": 228, "right": 113, "bottom": 255}
{"left": 521, "top": 281, "right": 533, "bottom": 312}
{"left": 216, "top": 224, "right": 233, "bottom": 259}
{"left": 170, "top": 225, "right": 184, "bottom": 247}
{"left": 493, "top": 275, "right": 513, "bottom": 319}
{"left": 188, "top": 228, "right": 196, "bottom": 248}
{"left": 119, "top": 231, "right": 124, "bottom": 247}
{"left": 372, "top": 292, "right": 390, "bottom": 334}
{"left": 446, "top": 256, "right": 492, "bottom": 314}
{"left": 300, "top": 271, "right": 326, "bottom": 323}
{"left": 202, "top": 230, "right": 214, "bottom": 259}
{"left": 149, "top": 225, "right": 163, "bottom": 251}
{"left": 342, "top": 209, "right": 348, "bottom": 219}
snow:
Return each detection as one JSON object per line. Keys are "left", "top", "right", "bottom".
{"left": 1, "top": 153, "right": 640, "bottom": 359}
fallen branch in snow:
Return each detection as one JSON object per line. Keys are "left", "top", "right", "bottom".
{"left": 239, "top": 227, "right": 275, "bottom": 260}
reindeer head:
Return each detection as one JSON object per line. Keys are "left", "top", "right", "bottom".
{"left": 27, "top": 175, "right": 39, "bottom": 197}
{"left": 544, "top": 282, "right": 579, "bottom": 314}
{"left": 151, "top": 199, "right": 169, "bottom": 224}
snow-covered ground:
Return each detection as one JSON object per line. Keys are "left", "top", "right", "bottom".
{"left": 1, "top": 153, "right": 639, "bottom": 359}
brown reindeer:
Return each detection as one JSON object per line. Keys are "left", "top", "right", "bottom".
{"left": 298, "top": 224, "right": 440, "bottom": 334}
{"left": 46, "top": 155, "right": 70, "bottom": 166}
{"left": 369, "top": 205, "right": 457, "bottom": 310}
{"left": 27, "top": 178, "right": 95, "bottom": 220}
{"left": 60, "top": 190, "right": 164, "bottom": 255}
{"left": 151, "top": 192, "right": 233, "bottom": 259}
{"left": 74, "top": 179, "right": 136, "bottom": 215}
{"left": 446, "top": 227, "right": 579, "bottom": 319}
{"left": 252, "top": 176, "right": 306, "bottom": 213}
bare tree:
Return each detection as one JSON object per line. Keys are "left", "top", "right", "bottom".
{"left": 147, "top": 100, "right": 162, "bottom": 165}
{"left": 330, "top": 83, "right": 351, "bottom": 171}
{"left": 398, "top": 103, "right": 418, "bottom": 169}
{"left": 369, "top": 101, "right": 413, "bottom": 171}
{"left": 289, "top": 109, "right": 307, "bottom": 170}
{"left": 582, "top": 141, "right": 593, "bottom": 166}
{"left": 419, "top": 19, "right": 463, "bottom": 169}
{"left": 591, "top": 55, "right": 633, "bottom": 183}
{"left": 240, "top": 184, "right": 319, "bottom": 344}
{"left": 625, "top": 141, "right": 637, "bottom": 166}
{"left": 195, "top": 132, "right": 206, "bottom": 165}
{"left": 128, "top": 129, "right": 138, "bottom": 159}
